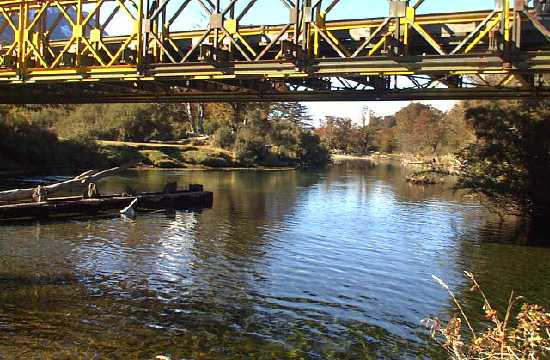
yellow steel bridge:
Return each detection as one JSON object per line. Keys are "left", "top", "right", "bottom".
{"left": 0, "top": 0, "right": 550, "bottom": 103}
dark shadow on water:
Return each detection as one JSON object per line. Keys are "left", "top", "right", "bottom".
{"left": 0, "top": 273, "right": 79, "bottom": 286}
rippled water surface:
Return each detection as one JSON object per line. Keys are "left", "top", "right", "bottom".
{"left": 1, "top": 160, "right": 550, "bottom": 359}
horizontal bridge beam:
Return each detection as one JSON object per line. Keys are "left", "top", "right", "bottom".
{"left": 0, "top": 0, "right": 549, "bottom": 102}
{"left": 1, "top": 87, "right": 550, "bottom": 104}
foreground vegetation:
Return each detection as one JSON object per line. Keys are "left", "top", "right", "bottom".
{"left": 0, "top": 102, "right": 329, "bottom": 172}
{"left": 426, "top": 272, "right": 550, "bottom": 360}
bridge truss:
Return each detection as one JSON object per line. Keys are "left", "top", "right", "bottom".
{"left": 0, "top": 0, "right": 550, "bottom": 103}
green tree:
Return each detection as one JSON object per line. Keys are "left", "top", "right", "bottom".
{"left": 212, "top": 125, "right": 236, "bottom": 149}
{"left": 296, "top": 131, "right": 331, "bottom": 168}
{"left": 438, "top": 102, "right": 476, "bottom": 154}
{"left": 373, "top": 127, "right": 397, "bottom": 153}
{"left": 1, "top": 100, "right": 330, "bottom": 170}
{"left": 269, "top": 102, "right": 312, "bottom": 126}
{"left": 456, "top": 99, "right": 550, "bottom": 243}
{"left": 234, "top": 126, "right": 270, "bottom": 167}
{"left": 317, "top": 116, "right": 354, "bottom": 153}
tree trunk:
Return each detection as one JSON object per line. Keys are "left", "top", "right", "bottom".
{"left": 197, "top": 103, "right": 205, "bottom": 134}
{"left": 526, "top": 212, "right": 550, "bottom": 244}
{"left": 186, "top": 103, "right": 196, "bottom": 134}
{"left": 0, "top": 163, "right": 134, "bottom": 203}
{"left": 230, "top": 103, "right": 242, "bottom": 131}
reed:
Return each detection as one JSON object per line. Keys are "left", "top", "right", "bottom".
{"left": 424, "top": 272, "right": 550, "bottom": 359}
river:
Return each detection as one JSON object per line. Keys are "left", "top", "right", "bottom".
{"left": 1, "top": 160, "right": 549, "bottom": 359}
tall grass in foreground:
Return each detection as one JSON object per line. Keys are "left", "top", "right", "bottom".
{"left": 424, "top": 272, "right": 550, "bottom": 359}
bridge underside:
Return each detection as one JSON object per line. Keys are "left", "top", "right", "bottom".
{"left": 1, "top": 0, "right": 550, "bottom": 103}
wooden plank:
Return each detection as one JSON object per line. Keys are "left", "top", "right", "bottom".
{"left": 0, "top": 191, "right": 213, "bottom": 221}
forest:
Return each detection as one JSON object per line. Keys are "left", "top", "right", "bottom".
{"left": 315, "top": 101, "right": 475, "bottom": 156}
{"left": 0, "top": 102, "right": 329, "bottom": 171}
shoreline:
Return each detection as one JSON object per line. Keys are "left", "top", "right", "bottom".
{"left": 132, "top": 166, "right": 296, "bottom": 172}
{"left": 332, "top": 153, "right": 462, "bottom": 176}
{"left": 0, "top": 165, "right": 297, "bottom": 177}
{"left": 332, "top": 154, "right": 400, "bottom": 161}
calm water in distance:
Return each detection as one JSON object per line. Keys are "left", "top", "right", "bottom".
{"left": 1, "top": 160, "right": 550, "bottom": 359}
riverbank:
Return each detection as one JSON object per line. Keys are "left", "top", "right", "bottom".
{"left": 0, "top": 139, "right": 301, "bottom": 173}
{"left": 98, "top": 140, "right": 307, "bottom": 170}
{"left": 97, "top": 140, "right": 238, "bottom": 169}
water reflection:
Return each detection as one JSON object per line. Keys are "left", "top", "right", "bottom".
{"left": 1, "top": 162, "right": 548, "bottom": 359}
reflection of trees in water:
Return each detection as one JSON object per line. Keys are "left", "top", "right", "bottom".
{"left": 329, "top": 160, "right": 465, "bottom": 204}
{"left": 191, "top": 170, "right": 321, "bottom": 256}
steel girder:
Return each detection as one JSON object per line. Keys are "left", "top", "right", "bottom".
{"left": 0, "top": 0, "right": 549, "bottom": 103}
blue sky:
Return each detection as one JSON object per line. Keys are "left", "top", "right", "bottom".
{"left": 163, "top": 0, "right": 497, "bottom": 30}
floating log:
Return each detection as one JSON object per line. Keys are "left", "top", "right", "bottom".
{"left": 0, "top": 188, "right": 213, "bottom": 221}
{"left": 0, "top": 163, "right": 134, "bottom": 203}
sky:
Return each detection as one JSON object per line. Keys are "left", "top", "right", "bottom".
{"left": 148, "top": 0, "right": 500, "bottom": 32}
{"left": 99, "top": 0, "right": 502, "bottom": 123}
{"left": 304, "top": 100, "right": 456, "bottom": 126}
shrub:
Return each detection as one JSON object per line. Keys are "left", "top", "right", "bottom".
{"left": 0, "top": 118, "right": 118, "bottom": 171}
{"left": 116, "top": 112, "right": 174, "bottom": 142}
{"left": 424, "top": 272, "right": 550, "bottom": 360}
{"left": 95, "top": 145, "right": 142, "bottom": 167}
{"left": 212, "top": 125, "right": 235, "bottom": 149}
{"left": 181, "top": 149, "right": 233, "bottom": 168}
{"left": 234, "top": 127, "right": 269, "bottom": 167}
{"left": 296, "top": 131, "right": 331, "bottom": 169}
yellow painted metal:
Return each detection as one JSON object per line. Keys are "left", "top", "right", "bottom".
{"left": 224, "top": 19, "right": 237, "bottom": 35}
{"left": 464, "top": 14, "right": 501, "bottom": 54}
{"left": 314, "top": 11, "right": 325, "bottom": 57}
{"left": 406, "top": 18, "right": 445, "bottom": 55}
{"left": 90, "top": 29, "right": 101, "bottom": 43}
{"left": 368, "top": 35, "right": 387, "bottom": 56}
{"left": 0, "top": 0, "right": 545, "bottom": 90}
{"left": 503, "top": 0, "right": 511, "bottom": 43}
{"left": 136, "top": 0, "right": 143, "bottom": 67}
{"left": 235, "top": 32, "right": 257, "bottom": 57}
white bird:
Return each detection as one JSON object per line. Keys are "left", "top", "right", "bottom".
{"left": 120, "top": 198, "right": 138, "bottom": 218}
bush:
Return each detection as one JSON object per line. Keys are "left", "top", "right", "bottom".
{"left": 97, "top": 145, "right": 142, "bottom": 167}
{"left": 425, "top": 272, "right": 550, "bottom": 360}
{"left": 456, "top": 99, "right": 550, "bottom": 243}
{"left": 234, "top": 127, "right": 269, "bottom": 167}
{"left": 212, "top": 125, "right": 235, "bottom": 149}
{"left": 180, "top": 149, "right": 233, "bottom": 168}
{"left": 0, "top": 118, "right": 116, "bottom": 171}
{"left": 296, "top": 131, "right": 331, "bottom": 169}
{"left": 116, "top": 111, "right": 174, "bottom": 142}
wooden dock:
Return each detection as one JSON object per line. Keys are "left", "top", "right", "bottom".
{"left": 0, "top": 190, "right": 213, "bottom": 221}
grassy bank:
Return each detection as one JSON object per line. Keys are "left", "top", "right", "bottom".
{"left": 0, "top": 137, "right": 310, "bottom": 174}
{"left": 96, "top": 140, "right": 238, "bottom": 169}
